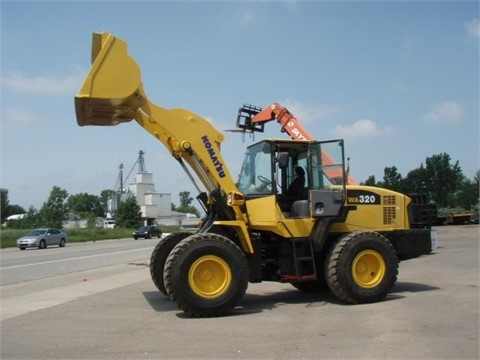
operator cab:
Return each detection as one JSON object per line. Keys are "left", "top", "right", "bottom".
{"left": 236, "top": 139, "right": 347, "bottom": 218}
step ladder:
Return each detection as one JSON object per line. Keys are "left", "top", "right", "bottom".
{"left": 282, "top": 238, "right": 317, "bottom": 282}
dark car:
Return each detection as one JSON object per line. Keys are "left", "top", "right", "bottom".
{"left": 133, "top": 225, "right": 162, "bottom": 240}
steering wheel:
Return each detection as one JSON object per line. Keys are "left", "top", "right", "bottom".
{"left": 257, "top": 175, "right": 272, "bottom": 189}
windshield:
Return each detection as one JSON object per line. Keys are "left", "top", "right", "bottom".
{"left": 237, "top": 141, "right": 273, "bottom": 196}
{"left": 27, "top": 229, "right": 47, "bottom": 236}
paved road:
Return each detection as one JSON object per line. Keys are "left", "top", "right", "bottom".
{"left": 1, "top": 225, "right": 478, "bottom": 359}
{"left": 0, "top": 237, "right": 162, "bottom": 285}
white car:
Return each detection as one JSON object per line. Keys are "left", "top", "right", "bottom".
{"left": 17, "top": 228, "right": 68, "bottom": 250}
{"left": 104, "top": 219, "right": 116, "bottom": 229}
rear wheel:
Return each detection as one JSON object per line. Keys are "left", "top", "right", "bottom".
{"left": 164, "top": 233, "right": 249, "bottom": 317}
{"left": 59, "top": 238, "right": 66, "bottom": 247}
{"left": 39, "top": 240, "right": 46, "bottom": 249}
{"left": 150, "top": 232, "right": 192, "bottom": 296}
{"left": 325, "top": 231, "right": 398, "bottom": 304}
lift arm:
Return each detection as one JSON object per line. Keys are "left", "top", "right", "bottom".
{"left": 74, "top": 32, "right": 248, "bottom": 227}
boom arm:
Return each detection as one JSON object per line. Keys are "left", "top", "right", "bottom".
{"left": 250, "top": 103, "right": 314, "bottom": 141}
{"left": 75, "top": 32, "right": 245, "bottom": 224}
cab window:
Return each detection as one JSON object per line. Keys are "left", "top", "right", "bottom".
{"left": 237, "top": 141, "right": 274, "bottom": 196}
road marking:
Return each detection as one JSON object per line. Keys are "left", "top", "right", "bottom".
{"left": 0, "top": 247, "right": 153, "bottom": 270}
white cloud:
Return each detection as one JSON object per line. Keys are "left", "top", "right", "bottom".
{"left": 331, "top": 119, "right": 393, "bottom": 140}
{"left": 2, "top": 66, "right": 86, "bottom": 95}
{"left": 424, "top": 101, "right": 463, "bottom": 124}
{"left": 1, "top": 107, "right": 37, "bottom": 129}
{"left": 466, "top": 18, "right": 480, "bottom": 39}
{"left": 282, "top": 100, "right": 338, "bottom": 123}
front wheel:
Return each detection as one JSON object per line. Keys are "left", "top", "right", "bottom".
{"left": 39, "top": 240, "right": 47, "bottom": 249}
{"left": 150, "top": 232, "right": 192, "bottom": 296}
{"left": 164, "top": 233, "right": 249, "bottom": 317}
{"left": 325, "top": 231, "right": 398, "bottom": 304}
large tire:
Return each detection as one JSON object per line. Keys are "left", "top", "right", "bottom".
{"left": 164, "top": 233, "right": 249, "bottom": 317}
{"left": 325, "top": 231, "right": 398, "bottom": 304}
{"left": 59, "top": 238, "right": 66, "bottom": 247}
{"left": 39, "top": 240, "right": 46, "bottom": 249}
{"left": 150, "top": 232, "right": 192, "bottom": 296}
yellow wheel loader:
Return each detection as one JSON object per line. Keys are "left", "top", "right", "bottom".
{"left": 75, "top": 32, "right": 437, "bottom": 317}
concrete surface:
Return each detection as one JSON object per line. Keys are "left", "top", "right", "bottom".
{"left": 1, "top": 225, "right": 478, "bottom": 359}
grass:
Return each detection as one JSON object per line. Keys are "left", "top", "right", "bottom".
{"left": 0, "top": 225, "right": 181, "bottom": 249}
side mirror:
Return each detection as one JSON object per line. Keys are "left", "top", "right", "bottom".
{"left": 277, "top": 152, "right": 289, "bottom": 169}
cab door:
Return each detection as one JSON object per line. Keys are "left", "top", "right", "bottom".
{"left": 308, "top": 140, "right": 347, "bottom": 218}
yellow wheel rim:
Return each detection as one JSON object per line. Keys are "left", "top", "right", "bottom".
{"left": 352, "top": 250, "right": 386, "bottom": 288}
{"left": 188, "top": 255, "right": 231, "bottom": 298}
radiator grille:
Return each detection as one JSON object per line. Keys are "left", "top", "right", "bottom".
{"left": 383, "top": 206, "right": 396, "bottom": 224}
{"left": 383, "top": 195, "right": 396, "bottom": 205}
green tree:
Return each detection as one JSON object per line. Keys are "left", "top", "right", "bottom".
{"left": 67, "top": 193, "right": 103, "bottom": 217}
{"left": 424, "top": 153, "right": 463, "bottom": 207}
{"left": 362, "top": 175, "right": 378, "bottom": 187}
{"left": 175, "top": 191, "right": 200, "bottom": 217}
{"left": 1, "top": 188, "right": 9, "bottom": 223}
{"left": 363, "top": 153, "right": 477, "bottom": 209}
{"left": 403, "top": 166, "right": 429, "bottom": 197}
{"left": 115, "top": 196, "right": 141, "bottom": 228}
{"left": 12, "top": 206, "right": 40, "bottom": 229}
{"left": 38, "top": 186, "right": 69, "bottom": 228}
{"left": 382, "top": 166, "right": 403, "bottom": 192}
{"left": 0, "top": 189, "right": 26, "bottom": 222}
{"left": 179, "top": 191, "right": 193, "bottom": 207}
{"left": 454, "top": 171, "right": 479, "bottom": 211}
{"left": 8, "top": 204, "right": 26, "bottom": 215}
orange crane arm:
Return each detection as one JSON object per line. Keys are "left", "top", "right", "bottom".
{"left": 251, "top": 103, "right": 314, "bottom": 141}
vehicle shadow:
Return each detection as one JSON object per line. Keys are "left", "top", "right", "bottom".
{"left": 233, "top": 288, "right": 341, "bottom": 316}
{"left": 143, "top": 281, "right": 440, "bottom": 318}
{"left": 143, "top": 291, "right": 176, "bottom": 313}
{"left": 391, "top": 281, "right": 440, "bottom": 294}
{"left": 143, "top": 287, "right": 342, "bottom": 318}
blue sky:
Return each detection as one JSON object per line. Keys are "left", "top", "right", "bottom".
{"left": 1, "top": 1, "right": 479, "bottom": 210}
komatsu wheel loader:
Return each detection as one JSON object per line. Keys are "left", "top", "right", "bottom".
{"left": 75, "top": 32, "right": 437, "bottom": 317}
